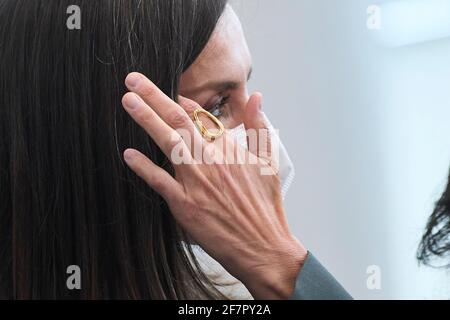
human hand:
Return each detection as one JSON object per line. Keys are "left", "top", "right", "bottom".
{"left": 121, "top": 72, "right": 307, "bottom": 299}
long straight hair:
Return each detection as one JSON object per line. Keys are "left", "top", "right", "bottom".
{"left": 0, "top": 0, "right": 228, "bottom": 299}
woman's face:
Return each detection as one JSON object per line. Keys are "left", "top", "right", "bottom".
{"left": 179, "top": 6, "right": 252, "bottom": 129}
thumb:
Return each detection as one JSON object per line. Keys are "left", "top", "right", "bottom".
{"left": 244, "top": 92, "right": 272, "bottom": 162}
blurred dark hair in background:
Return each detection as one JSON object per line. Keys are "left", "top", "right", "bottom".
{"left": 418, "top": 169, "right": 450, "bottom": 268}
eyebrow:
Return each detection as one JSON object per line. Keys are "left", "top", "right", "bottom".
{"left": 188, "top": 67, "right": 253, "bottom": 95}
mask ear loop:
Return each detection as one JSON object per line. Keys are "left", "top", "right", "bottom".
{"left": 260, "top": 113, "right": 296, "bottom": 199}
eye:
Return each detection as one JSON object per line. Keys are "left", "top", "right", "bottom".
{"left": 205, "top": 95, "right": 230, "bottom": 118}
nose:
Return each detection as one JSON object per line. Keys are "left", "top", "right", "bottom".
{"left": 221, "top": 88, "right": 250, "bottom": 129}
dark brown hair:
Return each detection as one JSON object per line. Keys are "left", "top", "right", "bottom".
{"left": 0, "top": 0, "right": 228, "bottom": 299}
{"left": 418, "top": 169, "right": 450, "bottom": 267}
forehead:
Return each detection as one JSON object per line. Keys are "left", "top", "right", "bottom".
{"left": 180, "top": 6, "right": 251, "bottom": 93}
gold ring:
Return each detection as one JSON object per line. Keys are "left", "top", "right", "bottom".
{"left": 193, "top": 109, "right": 225, "bottom": 142}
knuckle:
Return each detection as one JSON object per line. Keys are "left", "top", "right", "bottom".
{"left": 169, "top": 110, "right": 190, "bottom": 128}
{"left": 139, "top": 83, "right": 157, "bottom": 101}
{"left": 166, "top": 133, "right": 184, "bottom": 150}
{"left": 137, "top": 108, "right": 154, "bottom": 126}
{"left": 180, "top": 100, "right": 200, "bottom": 114}
{"left": 151, "top": 175, "right": 166, "bottom": 192}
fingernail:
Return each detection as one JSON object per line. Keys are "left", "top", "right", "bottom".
{"left": 125, "top": 94, "right": 141, "bottom": 110}
{"left": 126, "top": 73, "right": 142, "bottom": 88}
{"left": 124, "top": 149, "right": 136, "bottom": 162}
{"left": 256, "top": 93, "right": 263, "bottom": 111}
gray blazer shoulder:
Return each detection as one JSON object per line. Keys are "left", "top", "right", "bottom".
{"left": 290, "top": 252, "right": 353, "bottom": 300}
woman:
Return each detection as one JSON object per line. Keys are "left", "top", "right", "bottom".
{"left": 0, "top": 0, "right": 230, "bottom": 299}
{"left": 0, "top": 0, "right": 350, "bottom": 299}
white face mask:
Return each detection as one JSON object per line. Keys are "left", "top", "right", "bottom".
{"left": 227, "top": 113, "right": 295, "bottom": 199}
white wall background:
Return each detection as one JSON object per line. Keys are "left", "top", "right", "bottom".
{"left": 233, "top": 0, "right": 450, "bottom": 299}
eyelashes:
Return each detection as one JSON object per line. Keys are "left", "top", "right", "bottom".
{"left": 206, "top": 95, "right": 231, "bottom": 118}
